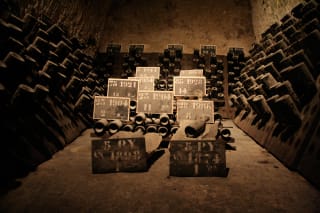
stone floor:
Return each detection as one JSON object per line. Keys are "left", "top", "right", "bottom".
{"left": 0, "top": 120, "right": 319, "bottom": 212}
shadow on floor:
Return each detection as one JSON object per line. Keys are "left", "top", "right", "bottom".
{"left": 147, "top": 149, "right": 165, "bottom": 170}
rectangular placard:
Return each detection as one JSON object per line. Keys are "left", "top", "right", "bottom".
{"left": 169, "top": 140, "right": 226, "bottom": 177}
{"left": 229, "top": 47, "right": 244, "bottom": 56}
{"left": 93, "top": 96, "right": 130, "bottom": 120}
{"left": 173, "top": 77, "right": 206, "bottom": 97}
{"left": 180, "top": 69, "right": 203, "bottom": 77}
{"left": 136, "top": 91, "right": 173, "bottom": 114}
{"left": 107, "top": 78, "right": 139, "bottom": 100}
{"left": 92, "top": 138, "right": 147, "bottom": 173}
{"left": 106, "top": 43, "right": 121, "bottom": 53}
{"left": 176, "top": 100, "right": 214, "bottom": 123}
{"left": 168, "top": 44, "right": 183, "bottom": 51}
{"left": 135, "top": 67, "right": 160, "bottom": 79}
{"left": 128, "top": 77, "right": 155, "bottom": 91}
{"left": 128, "top": 44, "right": 144, "bottom": 54}
{"left": 200, "top": 45, "right": 216, "bottom": 55}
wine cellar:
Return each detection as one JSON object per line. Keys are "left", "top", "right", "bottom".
{"left": 0, "top": 0, "right": 320, "bottom": 212}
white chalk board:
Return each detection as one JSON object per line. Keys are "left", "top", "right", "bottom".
{"left": 176, "top": 100, "right": 214, "bottom": 123}
{"left": 180, "top": 69, "right": 203, "bottom": 77}
{"left": 93, "top": 96, "right": 130, "bottom": 120}
{"left": 135, "top": 67, "right": 160, "bottom": 79}
{"left": 169, "top": 140, "right": 226, "bottom": 177}
{"left": 128, "top": 77, "right": 155, "bottom": 91}
{"left": 92, "top": 138, "right": 147, "bottom": 173}
{"left": 136, "top": 91, "right": 173, "bottom": 114}
{"left": 173, "top": 77, "right": 206, "bottom": 97}
{"left": 107, "top": 78, "right": 139, "bottom": 100}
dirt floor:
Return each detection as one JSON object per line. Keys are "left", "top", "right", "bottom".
{"left": 1, "top": 120, "right": 319, "bottom": 212}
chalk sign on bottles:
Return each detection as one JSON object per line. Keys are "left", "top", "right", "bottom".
{"left": 173, "top": 77, "right": 206, "bottom": 97}
{"left": 135, "top": 67, "right": 160, "bottom": 79}
{"left": 92, "top": 137, "right": 147, "bottom": 173}
{"left": 169, "top": 140, "right": 226, "bottom": 177}
{"left": 180, "top": 69, "right": 203, "bottom": 77}
{"left": 107, "top": 78, "right": 139, "bottom": 100}
{"left": 169, "top": 123, "right": 227, "bottom": 177}
{"left": 136, "top": 91, "right": 173, "bottom": 114}
{"left": 128, "top": 44, "right": 144, "bottom": 55}
{"left": 93, "top": 96, "right": 130, "bottom": 120}
{"left": 200, "top": 45, "right": 216, "bottom": 55}
{"left": 168, "top": 44, "right": 183, "bottom": 51}
{"left": 176, "top": 100, "right": 214, "bottom": 123}
{"left": 128, "top": 77, "right": 155, "bottom": 91}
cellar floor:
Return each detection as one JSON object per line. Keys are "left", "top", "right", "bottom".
{"left": 0, "top": 120, "right": 319, "bottom": 212}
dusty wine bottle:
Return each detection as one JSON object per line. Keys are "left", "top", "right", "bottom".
{"left": 93, "top": 119, "right": 108, "bottom": 136}
{"left": 121, "top": 123, "right": 135, "bottom": 132}
{"left": 108, "top": 119, "right": 123, "bottom": 135}
{"left": 159, "top": 113, "right": 170, "bottom": 126}
{"left": 220, "top": 129, "right": 232, "bottom": 142}
{"left": 146, "top": 124, "right": 158, "bottom": 133}
{"left": 130, "top": 100, "right": 137, "bottom": 111}
{"left": 158, "top": 126, "right": 169, "bottom": 137}
{"left": 134, "top": 125, "right": 146, "bottom": 133}
{"left": 184, "top": 116, "right": 210, "bottom": 138}
{"left": 135, "top": 113, "right": 146, "bottom": 125}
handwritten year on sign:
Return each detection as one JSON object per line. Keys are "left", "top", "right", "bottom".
{"left": 176, "top": 100, "right": 214, "bottom": 123}
{"left": 173, "top": 76, "right": 206, "bottom": 97}
{"left": 169, "top": 140, "right": 226, "bottom": 177}
{"left": 93, "top": 96, "right": 130, "bottom": 120}
{"left": 92, "top": 138, "right": 147, "bottom": 173}
{"left": 128, "top": 77, "right": 155, "bottom": 91}
{"left": 136, "top": 91, "right": 173, "bottom": 114}
{"left": 107, "top": 78, "right": 139, "bottom": 100}
{"left": 135, "top": 67, "right": 160, "bottom": 79}
{"left": 180, "top": 69, "right": 203, "bottom": 77}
